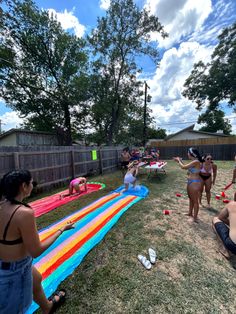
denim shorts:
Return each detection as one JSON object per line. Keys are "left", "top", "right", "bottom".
{"left": 214, "top": 222, "right": 236, "bottom": 254}
{"left": 0, "top": 256, "right": 33, "bottom": 314}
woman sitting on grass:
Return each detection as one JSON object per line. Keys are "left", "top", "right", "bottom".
{"left": 199, "top": 154, "right": 217, "bottom": 208}
{"left": 174, "top": 147, "right": 202, "bottom": 223}
{"left": 0, "top": 170, "right": 74, "bottom": 314}
{"left": 212, "top": 201, "right": 236, "bottom": 259}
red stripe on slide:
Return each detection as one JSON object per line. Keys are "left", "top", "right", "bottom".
{"left": 41, "top": 194, "right": 118, "bottom": 242}
{"left": 42, "top": 196, "right": 137, "bottom": 279}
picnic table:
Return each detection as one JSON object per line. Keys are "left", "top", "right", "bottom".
{"left": 145, "top": 161, "right": 167, "bottom": 177}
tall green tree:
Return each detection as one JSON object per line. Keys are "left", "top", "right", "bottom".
{"left": 0, "top": 0, "right": 89, "bottom": 144}
{"left": 183, "top": 22, "right": 236, "bottom": 121}
{"left": 88, "top": 0, "right": 167, "bottom": 145}
{"left": 198, "top": 109, "right": 232, "bottom": 135}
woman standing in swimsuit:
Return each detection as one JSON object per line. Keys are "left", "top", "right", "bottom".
{"left": 0, "top": 170, "right": 74, "bottom": 314}
{"left": 199, "top": 154, "right": 217, "bottom": 208}
{"left": 174, "top": 147, "right": 202, "bottom": 223}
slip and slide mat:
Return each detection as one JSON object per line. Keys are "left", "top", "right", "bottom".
{"left": 30, "top": 182, "right": 106, "bottom": 217}
{"left": 27, "top": 185, "right": 149, "bottom": 313}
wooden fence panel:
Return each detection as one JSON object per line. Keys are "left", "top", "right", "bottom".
{"left": 0, "top": 153, "right": 15, "bottom": 174}
{"left": 0, "top": 146, "right": 124, "bottom": 191}
{"left": 159, "top": 144, "right": 236, "bottom": 160}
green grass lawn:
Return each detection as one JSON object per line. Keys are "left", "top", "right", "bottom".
{"left": 35, "top": 160, "right": 236, "bottom": 314}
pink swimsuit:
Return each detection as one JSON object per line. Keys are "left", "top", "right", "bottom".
{"left": 70, "top": 178, "right": 82, "bottom": 187}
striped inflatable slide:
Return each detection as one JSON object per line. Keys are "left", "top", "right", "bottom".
{"left": 27, "top": 185, "right": 148, "bottom": 313}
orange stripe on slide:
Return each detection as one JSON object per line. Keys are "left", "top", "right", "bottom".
{"left": 39, "top": 195, "right": 135, "bottom": 275}
{"left": 40, "top": 195, "right": 136, "bottom": 279}
{"left": 40, "top": 193, "right": 119, "bottom": 242}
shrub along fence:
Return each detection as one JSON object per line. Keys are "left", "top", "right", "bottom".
{"left": 0, "top": 146, "right": 123, "bottom": 190}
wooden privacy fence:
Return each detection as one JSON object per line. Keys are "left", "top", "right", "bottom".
{"left": 0, "top": 147, "right": 123, "bottom": 189}
{"left": 149, "top": 137, "right": 236, "bottom": 160}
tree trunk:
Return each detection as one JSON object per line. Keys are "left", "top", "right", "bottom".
{"left": 63, "top": 102, "right": 72, "bottom": 145}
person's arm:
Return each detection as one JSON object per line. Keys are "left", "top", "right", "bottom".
{"left": 19, "top": 207, "right": 74, "bottom": 258}
{"left": 173, "top": 157, "right": 199, "bottom": 170}
{"left": 218, "top": 207, "right": 229, "bottom": 225}
{"left": 212, "top": 164, "right": 217, "bottom": 185}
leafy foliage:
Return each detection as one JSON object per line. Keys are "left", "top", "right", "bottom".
{"left": 198, "top": 109, "right": 232, "bottom": 135}
{"left": 0, "top": 0, "right": 89, "bottom": 144}
{"left": 88, "top": 0, "right": 167, "bottom": 144}
{"left": 183, "top": 22, "right": 236, "bottom": 111}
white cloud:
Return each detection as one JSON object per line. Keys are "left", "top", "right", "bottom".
{"left": 48, "top": 8, "right": 86, "bottom": 37}
{"left": 99, "top": 0, "right": 111, "bottom": 10}
{"left": 144, "top": 0, "right": 212, "bottom": 48}
{"left": 0, "top": 111, "right": 23, "bottom": 131}
{"left": 147, "top": 41, "right": 216, "bottom": 133}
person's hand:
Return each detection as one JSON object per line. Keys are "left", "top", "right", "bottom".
{"left": 173, "top": 157, "right": 180, "bottom": 162}
{"left": 61, "top": 221, "right": 75, "bottom": 232}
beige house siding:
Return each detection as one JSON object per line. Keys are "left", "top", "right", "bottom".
{"left": 170, "top": 131, "right": 217, "bottom": 141}
{"left": 0, "top": 133, "right": 17, "bottom": 146}
{"left": 18, "top": 132, "right": 59, "bottom": 146}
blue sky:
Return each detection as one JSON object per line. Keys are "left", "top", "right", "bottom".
{"left": 0, "top": 0, "right": 236, "bottom": 133}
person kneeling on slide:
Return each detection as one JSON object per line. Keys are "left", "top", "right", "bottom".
{"left": 61, "top": 177, "right": 87, "bottom": 198}
{"left": 212, "top": 201, "right": 236, "bottom": 259}
{"left": 122, "top": 161, "right": 139, "bottom": 192}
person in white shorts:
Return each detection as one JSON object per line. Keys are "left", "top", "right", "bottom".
{"left": 122, "top": 160, "right": 139, "bottom": 192}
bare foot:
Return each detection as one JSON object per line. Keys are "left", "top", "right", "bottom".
{"left": 187, "top": 217, "right": 199, "bottom": 223}
{"left": 184, "top": 212, "right": 193, "bottom": 217}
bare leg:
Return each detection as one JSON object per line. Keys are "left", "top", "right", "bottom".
{"left": 32, "top": 266, "right": 66, "bottom": 314}
{"left": 205, "top": 178, "right": 212, "bottom": 207}
{"left": 121, "top": 183, "right": 129, "bottom": 193}
{"left": 84, "top": 182, "right": 87, "bottom": 192}
{"left": 74, "top": 184, "right": 81, "bottom": 194}
{"left": 32, "top": 266, "right": 52, "bottom": 314}
{"left": 188, "top": 183, "right": 201, "bottom": 222}
{"left": 69, "top": 184, "right": 73, "bottom": 195}
{"left": 186, "top": 185, "right": 193, "bottom": 217}
{"left": 212, "top": 217, "right": 230, "bottom": 259}
{"left": 199, "top": 182, "right": 204, "bottom": 205}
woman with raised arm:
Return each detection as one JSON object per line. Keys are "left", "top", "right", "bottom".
{"left": 174, "top": 147, "right": 202, "bottom": 223}
{"left": 0, "top": 170, "right": 74, "bottom": 314}
{"left": 199, "top": 154, "right": 217, "bottom": 208}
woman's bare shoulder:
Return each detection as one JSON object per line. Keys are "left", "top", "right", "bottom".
{"left": 17, "top": 205, "right": 34, "bottom": 217}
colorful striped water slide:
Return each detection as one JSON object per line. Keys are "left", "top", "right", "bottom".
{"left": 27, "top": 185, "right": 148, "bottom": 314}
{"left": 30, "top": 182, "right": 105, "bottom": 217}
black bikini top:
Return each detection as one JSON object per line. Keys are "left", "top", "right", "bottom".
{"left": 0, "top": 205, "right": 23, "bottom": 245}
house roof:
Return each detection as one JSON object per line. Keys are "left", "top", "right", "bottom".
{"left": 0, "top": 128, "right": 57, "bottom": 140}
{"left": 165, "top": 124, "right": 230, "bottom": 141}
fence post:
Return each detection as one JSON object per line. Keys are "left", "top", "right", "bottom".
{"left": 99, "top": 147, "right": 103, "bottom": 175}
{"left": 116, "top": 148, "right": 120, "bottom": 168}
{"left": 71, "top": 150, "right": 75, "bottom": 178}
{"left": 13, "top": 152, "right": 20, "bottom": 169}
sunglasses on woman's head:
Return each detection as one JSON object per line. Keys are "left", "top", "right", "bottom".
{"left": 206, "top": 157, "right": 212, "bottom": 161}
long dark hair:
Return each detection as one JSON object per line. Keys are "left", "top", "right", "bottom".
{"left": 0, "top": 170, "right": 32, "bottom": 207}
{"left": 188, "top": 147, "right": 203, "bottom": 162}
